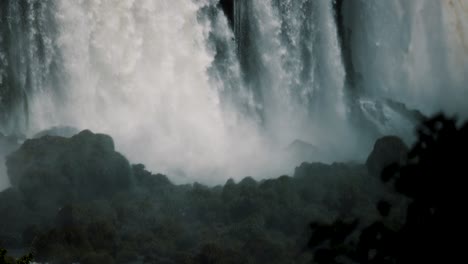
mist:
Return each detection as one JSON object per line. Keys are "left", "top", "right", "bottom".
{"left": 1, "top": 1, "right": 468, "bottom": 263}
{"left": 0, "top": 163, "right": 9, "bottom": 191}
{"left": 1, "top": 0, "right": 467, "bottom": 185}
{"left": 0, "top": 133, "right": 19, "bottom": 191}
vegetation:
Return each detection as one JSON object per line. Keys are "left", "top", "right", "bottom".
{"left": 0, "top": 114, "right": 465, "bottom": 263}
{"left": 0, "top": 248, "right": 33, "bottom": 264}
{"left": 307, "top": 114, "right": 468, "bottom": 263}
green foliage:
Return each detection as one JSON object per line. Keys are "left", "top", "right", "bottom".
{"left": 306, "top": 114, "right": 468, "bottom": 263}
{"left": 0, "top": 248, "right": 6, "bottom": 264}
{"left": 15, "top": 253, "right": 33, "bottom": 264}
{"left": 0, "top": 248, "right": 33, "bottom": 264}
{"left": 0, "top": 126, "right": 414, "bottom": 263}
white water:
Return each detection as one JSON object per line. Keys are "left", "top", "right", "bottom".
{"left": 23, "top": 0, "right": 358, "bottom": 184}
{"left": 34, "top": 0, "right": 272, "bottom": 183}
{"left": 232, "top": 0, "right": 357, "bottom": 161}
{"left": 343, "top": 0, "right": 468, "bottom": 116}
{"left": 1, "top": 0, "right": 467, "bottom": 186}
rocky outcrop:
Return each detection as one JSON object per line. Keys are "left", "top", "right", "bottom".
{"left": 366, "top": 136, "right": 408, "bottom": 178}
{"left": 6, "top": 130, "right": 133, "bottom": 208}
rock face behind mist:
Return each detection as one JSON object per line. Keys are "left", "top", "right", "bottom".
{"left": 366, "top": 136, "right": 408, "bottom": 177}
{"left": 6, "top": 130, "right": 132, "bottom": 208}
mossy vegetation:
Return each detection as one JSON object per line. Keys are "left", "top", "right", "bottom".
{"left": 0, "top": 114, "right": 465, "bottom": 263}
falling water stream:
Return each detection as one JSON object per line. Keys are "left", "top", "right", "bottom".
{"left": 1, "top": 0, "right": 467, "bottom": 186}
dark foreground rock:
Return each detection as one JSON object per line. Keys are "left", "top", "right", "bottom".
{"left": 306, "top": 114, "right": 468, "bottom": 264}
{"left": 0, "top": 126, "right": 408, "bottom": 263}
{"left": 6, "top": 130, "right": 133, "bottom": 209}
{"left": 366, "top": 136, "right": 408, "bottom": 178}
{"left": 6, "top": 119, "right": 460, "bottom": 264}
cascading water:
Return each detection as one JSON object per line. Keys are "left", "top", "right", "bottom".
{"left": 47, "top": 0, "right": 271, "bottom": 183}
{"left": 233, "top": 0, "right": 349, "bottom": 144}
{"left": 1, "top": 0, "right": 467, "bottom": 187}
{"left": 338, "top": 0, "right": 468, "bottom": 116}
{"left": 0, "top": 0, "right": 60, "bottom": 133}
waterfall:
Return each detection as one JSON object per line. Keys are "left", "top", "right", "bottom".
{"left": 1, "top": 0, "right": 467, "bottom": 185}
{"left": 232, "top": 0, "right": 348, "bottom": 145}
{"left": 46, "top": 0, "right": 271, "bottom": 183}
{"left": 0, "top": 0, "right": 60, "bottom": 133}
{"left": 340, "top": 0, "right": 468, "bottom": 116}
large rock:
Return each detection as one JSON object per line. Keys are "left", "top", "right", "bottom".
{"left": 366, "top": 136, "right": 408, "bottom": 177}
{"left": 6, "top": 130, "right": 133, "bottom": 207}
